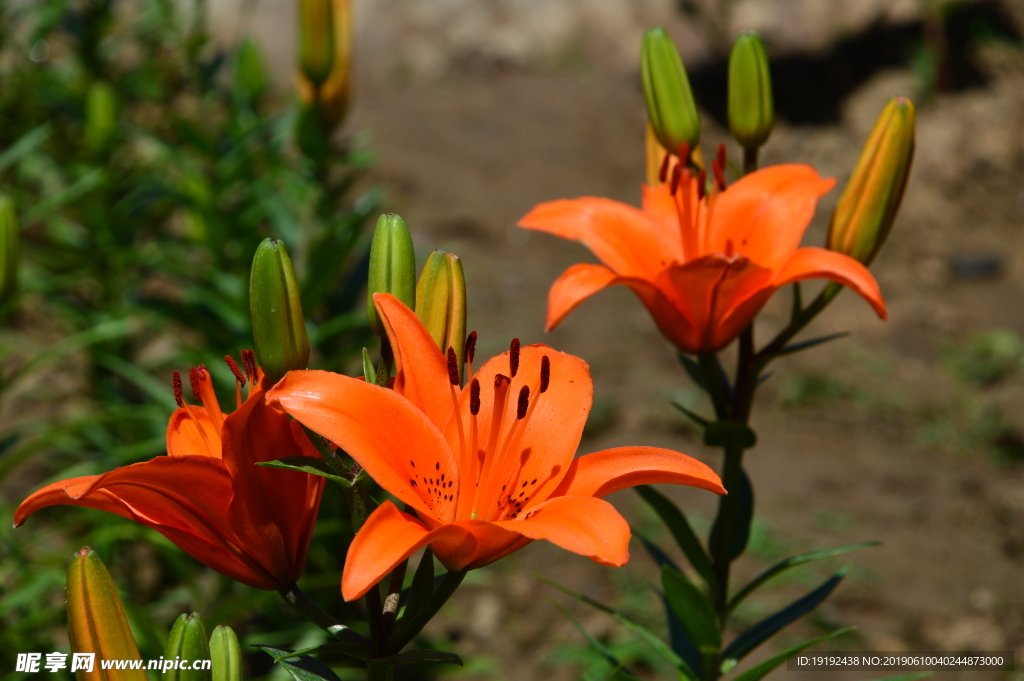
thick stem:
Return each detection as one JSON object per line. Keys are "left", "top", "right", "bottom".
{"left": 278, "top": 583, "right": 371, "bottom": 647}
{"left": 697, "top": 353, "right": 731, "bottom": 420}
{"left": 380, "top": 558, "right": 409, "bottom": 644}
{"left": 754, "top": 282, "right": 841, "bottom": 373}
{"left": 710, "top": 445, "right": 744, "bottom": 618}
{"left": 389, "top": 570, "right": 466, "bottom": 654}
{"left": 366, "top": 661, "right": 394, "bottom": 681}
{"left": 743, "top": 147, "right": 759, "bottom": 175}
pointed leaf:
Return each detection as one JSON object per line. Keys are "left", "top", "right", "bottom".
{"left": 253, "top": 646, "right": 344, "bottom": 681}
{"left": 369, "top": 650, "right": 462, "bottom": 667}
{"left": 728, "top": 542, "right": 878, "bottom": 615}
{"left": 777, "top": 332, "right": 850, "bottom": 357}
{"left": 273, "top": 642, "right": 371, "bottom": 663}
{"left": 730, "top": 627, "right": 855, "bottom": 681}
{"left": 721, "top": 570, "right": 847, "bottom": 663}
{"left": 709, "top": 466, "right": 753, "bottom": 563}
{"left": 362, "top": 348, "right": 375, "bottom": 382}
{"left": 678, "top": 353, "right": 707, "bottom": 390}
{"left": 662, "top": 566, "right": 720, "bottom": 651}
{"left": 403, "top": 548, "right": 435, "bottom": 623}
{"left": 638, "top": 533, "right": 680, "bottom": 573}
{"left": 635, "top": 486, "right": 716, "bottom": 590}
{"left": 549, "top": 598, "right": 644, "bottom": 681}
{"left": 659, "top": 593, "right": 702, "bottom": 675}
{"left": 671, "top": 400, "right": 709, "bottom": 427}
{"left": 256, "top": 456, "right": 352, "bottom": 486}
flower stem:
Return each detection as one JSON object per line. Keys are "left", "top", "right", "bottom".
{"left": 743, "top": 147, "right": 758, "bottom": 175}
{"left": 389, "top": 569, "right": 466, "bottom": 654}
{"left": 754, "top": 282, "right": 841, "bottom": 373}
{"left": 710, "top": 444, "right": 744, "bottom": 617}
{"left": 278, "top": 583, "right": 371, "bottom": 647}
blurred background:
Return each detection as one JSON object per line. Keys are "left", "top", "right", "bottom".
{"left": 3, "top": 0, "right": 1024, "bottom": 679}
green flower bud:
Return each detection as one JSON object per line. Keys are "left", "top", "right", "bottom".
{"left": 235, "top": 37, "right": 268, "bottom": 101}
{"left": 297, "top": 0, "right": 352, "bottom": 133}
{"left": 66, "top": 547, "right": 146, "bottom": 681}
{"left": 828, "top": 97, "right": 915, "bottom": 265}
{"left": 728, "top": 32, "right": 774, "bottom": 152}
{"left": 641, "top": 27, "right": 701, "bottom": 154}
{"left": 367, "top": 213, "right": 416, "bottom": 337}
{"left": 209, "top": 626, "right": 242, "bottom": 681}
{"left": 298, "top": 0, "right": 334, "bottom": 87}
{"left": 84, "top": 80, "right": 117, "bottom": 154}
{"left": 0, "top": 196, "right": 17, "bottom": 307}
{"left": 249, "top": 238, "right": 310, "bottom": 384}
{"left": 163, "top": 614, "right": 211, "bottom": 681}
{"left": 415, "top": 250, "right": 467, "bottom": 378}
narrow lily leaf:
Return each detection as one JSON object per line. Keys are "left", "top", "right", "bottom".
{"left": 671, "top": 399, "right": 709, "bottom": 428}
{"left": 659, "top": 593, "right": 702, "bottom": 675}
{"left": 253, "top": 646, "right": 344, "bottom": 681}
{"left": 729, "top": 626, "right": 855, "bottom": 681}
{"left": 369, "top": 650, "right": 463, "bottom": 667}
{"left": 403, "top": 548, "right": 435, "bottom": 622}
{"left": 549, "top": 599, "right": 644, "bottom": 681}
{"left": 257, "top": 457, "right": 352, "bottom": 487}
{"left": 638, "top": 533, "right": 681, "bottom": 573}
{"left": 721, "top": 570, "right": 847, "bottom": 663}
{"left": 777, "top": 332, "right": 850, "bottom": 357}
{"left": 271, "top": 642, "right": 371, "bottom": 663}
{"left": 661, "top": 566, "right": 720, "bottom": 651}
{"left": 361, "top": 347, "right": 375, "bottom": 383}
{"left": 709, "top": 466, "right": 753, "bottom": 563}
{"left": 635, "top": 486, "right": 716, "bottom": 590}
{"left": 678, "top": 353, "right": 707, "bottom": 390}
{"left": 728, "top": 542, "right": 878, "bottom": 615}
{"left": 538, "top": 575, "right": 699, "bottom": 681}
{"left": 0, "top": 124, "right": 50, "bottom": 174}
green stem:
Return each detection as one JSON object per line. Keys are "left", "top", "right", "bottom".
{"left": 710, "top": 445, "right": 744, "bottom": 619}
{"left": 754, "top": 282, "right": 841, "bottom": 374}
{"left": 697, "top": 353, "right": 731, "bottom": 420}
{"left": 380, "top": 558, "right": 409, "bottom": 644}
{"left": 278, "top": 583, "right": 370, "bottom": 647}
{"left": 389, "top": 570, "right": 466, "bottom": 654}
{"left": 743, "top": 147, "right": 758, "bottom": 175}
{"left": 366, "top": 661, "right": 394, "bottom": 681}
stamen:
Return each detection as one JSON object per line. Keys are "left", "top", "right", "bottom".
{"left": 189, "top": 367, "right": 203, "bottom": 404}
{"left": 540, "top": 356, "right": 550, "bottom": 393}
{"left": 669, "top": 164, "right": 682, "bottom": 195}
{"left": 716, "top": 143, "right": 726, "bottom": 173}
{"left": 658, "top": 152, "right": 671, "bottom": 183}
{"left": 678, "top": 142, "right": 691, "bottom": 164}
{"left": 517, "top": 386, "right": 529, "bottom": 419}
{"left": 712, "top": 158, "right": 726, "bottom": 192}
{"left": 172, "top": 371, "right": 185, "bottom": 408}
{"left": 697, "top": 169, "right": 707, "bottom": 200}
{"left": 470, "top": 379, "right": 481, "bottom": 415}
{"left": 448, "top": 368, "right": 467, "bottom": 515}
{"left": 241, "top": 349, "right": 257, "bottom": 397}
{"left": 225, "top": 356, "right": 246, "bottom": 386}
{"left": 465, "top": 331, "right": 477, "bottom": 382}
{"left": 471, "top": 374, "right": 511, "bottom": 520}
{"left": 509, "top": 339, "right": 520, "bottom": 378}
{"left": 447, "top": 347, "right": 460, "bottom": 386}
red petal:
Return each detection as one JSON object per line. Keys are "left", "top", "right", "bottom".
{"left": 551, "top": 447, "right": 725, "bottom": 498}
{"left": 774, "top": 247, "right": 887, "bottom": 319}
{"left": 166, "top": 408, "right": 222, "bottom": 459}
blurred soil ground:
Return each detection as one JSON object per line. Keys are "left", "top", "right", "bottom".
{"left": 210, "top": 0, "right": 1024, "bottom": 679}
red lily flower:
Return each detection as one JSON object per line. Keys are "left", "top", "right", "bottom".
{"left": 267, "top": 294, "right": 725, "bottom": 601}
{"left": 518, "top": 164, "right": 887, "bottom": 353}
{"left": 15, "top": 353, "right": 324, "bottom": 590}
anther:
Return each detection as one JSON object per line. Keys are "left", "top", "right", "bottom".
{"left": 677, "top": 142, "right": 691, "bottom": 164}
{"left": 716, "top": 143, "right": 726, "bottom": 170}
{"left": 658, "top": 152, "right": 671, "bottom": 183}
{"left": 509, "top": 338, "right": 520, "bottom": 378}
{"left": 495, "top": 373, "right": 510, "bottom": 389}
{"left": 241, "top": 349, "right": 257, "bottom": 382}
{"left": 517, "top": 386, "right": 529, "bottom": 419}
{"left": 470, "top": 379, "right": 481, "bottom": 415}
{"left": 189, "top": 367, "right": 203, "bottom": 404}
{"left": 697, "top": 169, "right": 707, "bottom": 200}
{"left": 172, "top": 371, "right": 185, "bottom": 408}
{"left": 465, "top": 331, "right": 477, "bottom": 364}
{"left": 224, "top": 356, "right": 246, "bottom": 386}
{"left": 540, "top": 356, "right": 550, "bottom": 393}
{"left": 447, "top": 347, "right": 460, "bottom": 386}
{"left": 712, "top": 158, "right": 726, "bottom": 192}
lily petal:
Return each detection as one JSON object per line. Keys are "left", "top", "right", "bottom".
{"left": 519, "top": 197, "right": 679, "bottom": 279}
{"left": 166, "top": 408, "right": 223, "bottom": 459}
{"left": 550, "top": 447, "right": 726, "bottom": 498}
{"left": 546, "top": 263, "right": 619, "bottom": 332}
{"left": 774, "top": 246, "right": 887, "bottom": 319}
{"left": 267, "top": 370, "right": 459, "bottom": 523}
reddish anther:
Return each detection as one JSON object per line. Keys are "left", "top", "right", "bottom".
{"left": 517, "top": 386, "right": 530, "bottom": 419}
{"left": 225, "top": 356, "right": 247, "bottom": 386}
{"left": 172, "top": 371, "right": 185, "bottom": 408}
{"left": 470, "top": 378, "right": 481, "bottom": 415}
{"left": 509, "top": 338, "right": 521, "bottom": 378}
{"left": 540, "top": 356, "right": 551, "bottom": 393}
{"left": 447, "top": 347, "right": 460, "bottom": 386}
{"left": 189, "top": 367, "right": 203, "bottom": 404}
{"left": 465, "top": 331, "right": 478, "bottom": 364}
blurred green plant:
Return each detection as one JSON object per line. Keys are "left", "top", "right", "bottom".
{"left": 0, "top": 0, "right": 376, "bottom": 674}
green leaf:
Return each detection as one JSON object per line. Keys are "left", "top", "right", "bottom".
{"left": 548, "top": 598, "right": 643, "bottom": 681}
{"left": 23, "top": 167, "right": 107, "bottom": 223}
{"left": 256, "top": 456, "right": 352, "bottom": 486}
{"left": 0, "top": 124, "right": 50, "bottom": 174}
{"left": 728, "top": 542, "right": 879, "bottom": 615}
{"left": 729, "top": 627, "right": 855, "bottom": 681}
{"left": 635, "top": 486, "right": 716, "bottom": 590}
{"left": 671, "top": 399, "right": 709, "bottom": 427}
{"left": 678, "top": 352, "right": 707, "bottom": 390}
{"left": 538, "top": 575, "right": 699, "bottom": 681}
{"left": 721, "top": 570, "right": 847, "bottom": 663}
{"left": 253, "top": 645, "right": 344, "bottom": 681}
{"left": 661, "top": 566, "right": 720, "bottom": 651}
{"left": 637, "top": 533, "right": 680, "bottom": 573}
{"left": 777, "top": 332, "right": 849, "bottom": 357}
{"left": 361, "top": 347, "right": 375, "bottom": 383}
{"left": 403, "top": 548, "right": 435, "bottom": 623}
{"left": 272, "top": 642, "right": 371, "bottom": 663}
{"left": 369, "top": 650, "right": 462, "bottom": 667}
{"left": 709, "top": 466, "right": 753, "bottom": 563}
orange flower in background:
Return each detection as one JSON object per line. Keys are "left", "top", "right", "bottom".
{"left": 268, "top": 294, "right": 725, "bottom": 601}
{"left": 15, "top": 352, "right": 325, "bottom": 590}
{"left": 518, "top": 161, "right": 887, "bottom": 353}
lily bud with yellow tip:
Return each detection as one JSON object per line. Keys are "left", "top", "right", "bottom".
{"left": 0, "top": 196, "right": 17, "bottom": 307}
{"left": 235, "top": 37, "right": 268, "bottom": 101}
{"left": 297, "top": 0, "right": 352, "bottom": 133}
{"left": 298, "top": 0, "right": 334, "bottom": 87}
{"left": 209, "top": 626, "right": 242, "bottom": 681}
{"left": 828, "top": 97, "right": 916, "bottom": 265}
{"left": 367, "top": 213, "right": 416, "bottom": 338}
{"left": 641, "top": 27, "right": 701, "bottom": 155}
{"left": 728, "top": 32, "right": 774, "bottom": 154}
{"left": 249, "top": 238, "right": 310, "bottom": 384}
{"left": 415, "top": 250, "right": 467, "bottom": 378}
{"left": 163, "top": 614, "right": 211, "bottom": 681}
{"left": 66, "top": 547, "right": 146, "bottom": 681}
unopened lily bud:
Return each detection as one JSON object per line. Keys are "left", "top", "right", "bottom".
{"left": 297, "top": 0, "right": 352, "bottom": 133}
{"left": 0, "top": 196, "right": 17, "bottom": 307}
{"left": 163, "top": 614, "right": 211, "bottom": 681}
{"left": 235, "top": 37, "right": 268, "bottom": 101}
{"left": 209, "top": 626, "right": 242, "bottom": 681}
{"left": 415, "top": 250, "right": 467, "bottom": 377}
{"left": 66, "top": 547, "right": 146, "bottom": 681}
{"left": 298, "top": 0, "right": 334, "bottom": 87}
{"left": 641, "top": 27, "right": 701, "bottom": 155}
{"left": 84, "top": 80, "right": 117, "bottom": 154}
{"left": 249, "top": 238, "right": 310, "bottom": 384}
{"left": 728, "top": 32, "right": 774, "bottom": 152}
{"left": 367, "top": 213, "right": 416, "bottom": 337}
{"left": 828, "top": 97, "right": 915, "bottom": 265}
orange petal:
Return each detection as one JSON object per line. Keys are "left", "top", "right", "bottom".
{"left": 546, "top": 263, "right": 619, "bottom": 331}
{"left": 774, "top": 247, "right": 887, "bottom": 319}
{"left": 708, "top": 164, "right": 835, "bottom": 271}
{"left": 166, "top": 407, "right": 223, "bottom": 458}
{"left": 641, "top": 183, "right": 684, "bottom": 243}
{"left": 550, "top": 447, "right": 725, "bottom": 498}
{"left": 493, "top": 495, "right": 631, "bottom": 567}
{"left": 374, "top": 293, "right": 453, "bottom": 432}
{"left": 519, "top": 197, "right": 679, "bottom": 279}
{"left": 267, "top": 370, "right": 459, "bottom": 523}
{"left": 342, "top": 501, "right": 434, "bottom": 601}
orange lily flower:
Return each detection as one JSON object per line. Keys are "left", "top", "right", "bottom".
{"left": 267, "top": 294, "right": 725, "bottom": 601}
{"left": 518, "top": 163, "right": 887, "bottom": 353}
{"left": 15, "top": 352, "right": 324, "bottom": 590}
